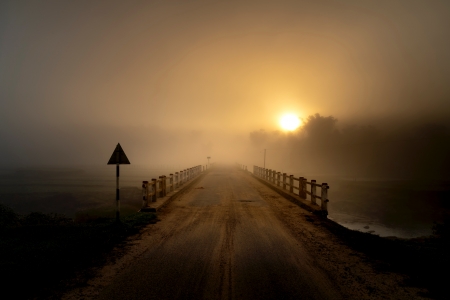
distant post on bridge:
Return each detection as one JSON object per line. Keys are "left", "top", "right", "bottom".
{"left": 107, "top": 143, "right": 130, "bottom": 222}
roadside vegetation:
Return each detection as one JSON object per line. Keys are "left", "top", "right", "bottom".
{"left": 0, "top": 203, "right": 156, "bottom": 299}
{"left": 322, "top": 215, "right": 450, "bottom": 299}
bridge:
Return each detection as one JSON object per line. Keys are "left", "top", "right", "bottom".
{"left": 139, "top": 164, "right": 329, "bottom": 217}
{"left": 65, "top": 164, "right": 417, "bottom": 300}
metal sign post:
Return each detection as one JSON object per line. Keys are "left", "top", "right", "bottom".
{"left": 107, "top": 143, "right": 130, "bottom": 222}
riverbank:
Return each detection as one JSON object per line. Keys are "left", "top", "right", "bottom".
{"left": 319, "top": 215, "right": 449, "bottom": 299}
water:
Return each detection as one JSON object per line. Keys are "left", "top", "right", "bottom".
{"left": 286, "top": 171, "right": 450, "bottom": 238}
{"left": 0, "top": 165, "right": 185, "bottom": 217}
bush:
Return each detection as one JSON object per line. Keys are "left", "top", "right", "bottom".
{"left": 432, "top": 216, "right": 450, "bottom": 240}
{"left": 0, "top": 203, "right": 19, "bottom": 228}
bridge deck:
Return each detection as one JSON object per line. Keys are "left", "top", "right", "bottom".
{"left": 96, "top": 165, "right": 340, "bottom": 299}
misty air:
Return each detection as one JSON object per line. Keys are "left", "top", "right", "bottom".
{"left": 0, "top": 1, "right": 449, "bottom": 299}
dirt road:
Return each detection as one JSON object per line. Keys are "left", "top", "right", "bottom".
{"left": 65, "top": 166, "right": 424, "bottom": 299}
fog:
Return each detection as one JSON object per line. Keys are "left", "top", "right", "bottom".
{"left": 246, "top": 114, "right": 450, "bottom": 179}
{"left": 1, "top": 0, "right": 450, "bottom": 171}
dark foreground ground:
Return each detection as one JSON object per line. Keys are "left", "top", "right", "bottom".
{"left": 1, "top": 166, "right": 449, "bottom": 299}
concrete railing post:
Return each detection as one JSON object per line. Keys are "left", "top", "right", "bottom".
{"left": 175, "top": 172, "right": 179, "bottom": 188}
{"left": 142, "top": 181, "right": 148, "bottom": 208}
{"left": 277, "top": 172, "right": 280, "bottom": 186}
{"left": 169, "top": 174, "right": 173, "bottom": 192}
{"left": 271, "top": 170, "right": 275, "bottom": 183}
{"left": 164, "top": 175, "right": 168, "bottom": 196}
{"left": 299, "top": 177, "right": 303, "bottom": 197}
{"left": 311, "top": 179, "right": 317, "bottom": 205}
{"left": 321, "top": 183, "right": 329, "bottom": 212}
{"left": 300, "top": 177, "right": 307, "bottom": 199}
{"left": 282, "top": 173, "right": 287, "bottom": 190}
{"left": 158, "top": 176, "right": 164, "bottom": 197}
{"left": 152, "top": 178, "right": 157, "bottom": 202}
{"left": 289, "top": 175, "right": 294, "bottom": 193}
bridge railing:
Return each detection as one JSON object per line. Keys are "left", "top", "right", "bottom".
{"left": 141, "top": 165, "right": 204, "bottom": 208}
{"left": 252, "top": 165, "right": 329, "bottom": 213}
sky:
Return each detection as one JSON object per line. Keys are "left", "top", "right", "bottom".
{"left": 1, "top": 0, "right": 450, "bottom": 168}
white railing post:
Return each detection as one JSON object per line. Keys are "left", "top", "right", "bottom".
{"left": 169, "top": 174, "right": 173, "bottom": 192}
{"left": 142, "top": 181, "right": 148, "bottom": 208}
{"left": 311, "top": 179, "right": 317, "bottom": 205}
{"left": 158, "top": 176, "right": 162, "bottom": 197}
{"left": 152, "top": 178, "right": 157, "bottom": 202}
{"left": 277, "top": 172, "right": 280, "bottom": 186}
{"left": 282, "top": 173, "right": 287, "bottom": 190}
{"left": 321, "top": 183, "right": 329, "bottom": 212}
{"left": 300, "top": 177, "right": 307, "bottom": 199}
{"left": 289, "top": 175, "right": 294, "bottom": 193}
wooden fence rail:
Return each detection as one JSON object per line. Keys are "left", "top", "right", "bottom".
{"left": 252, "top": 165, "right": 329, "bottom": 214}
{"left": 141, "top": 165, "right": 204, "bottom": 209}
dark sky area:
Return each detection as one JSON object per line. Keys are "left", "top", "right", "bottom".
{"left": 1, "top": 0, "right": 449, "bottom": 174}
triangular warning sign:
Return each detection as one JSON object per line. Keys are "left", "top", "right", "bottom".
{"left": 107, "top": 143, "right": 130, "bottom": 164}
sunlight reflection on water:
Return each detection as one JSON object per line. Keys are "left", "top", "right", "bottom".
{"left": 327, "top": 213, "right": 432, "bottom": 239}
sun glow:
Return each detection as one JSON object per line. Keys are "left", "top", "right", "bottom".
{"left": 280, "top": 113, "right": 301, "bottom": 131}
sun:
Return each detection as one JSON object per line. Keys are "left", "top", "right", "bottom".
{"left": 280, "top": 113, "right": 301, "bottom": 131}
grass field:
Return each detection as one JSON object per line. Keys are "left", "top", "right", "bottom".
{"left": 0, "top": 203, "right": 157, "bottom": 299}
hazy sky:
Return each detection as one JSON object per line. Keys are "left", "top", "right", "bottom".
{"left": 1, "top": 0, "right": 450, "bottom": 166}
